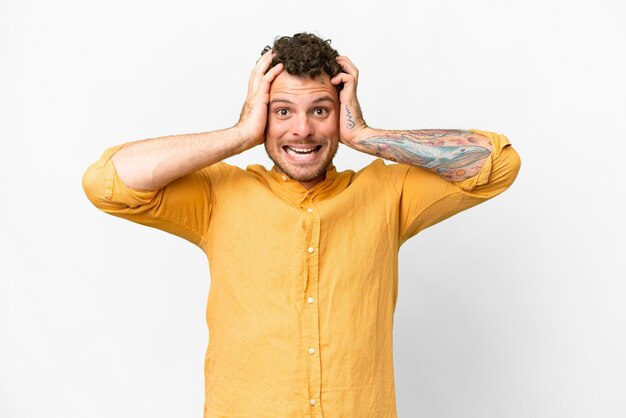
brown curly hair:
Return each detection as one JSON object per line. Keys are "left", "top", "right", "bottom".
{"left": 264, "top": 33, "right": 343, "bottom": 83}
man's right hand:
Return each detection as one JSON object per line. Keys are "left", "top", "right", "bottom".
{"left": 235, "top": 49, "right": 284, "bottom": 147}
{"left": 105, "top": 50, "right": 284, "bottom": 192}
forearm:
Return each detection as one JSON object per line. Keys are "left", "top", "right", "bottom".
{"left": 111, "top": 127, "right": 252, "bottom": 190}
{"left": 349, "top": 128, "right": 494, "bottom": 181}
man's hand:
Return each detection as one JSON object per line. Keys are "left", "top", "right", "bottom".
{"left": 331, "top": 56, "right": 369, "bottom": 146}
{"left": 235, "top": 50, "right": 284, "bottom": 147}
{"left": 107, "top": 50, "right": 284, "bottom": 191}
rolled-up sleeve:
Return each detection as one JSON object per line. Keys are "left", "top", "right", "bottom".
{"left": 82, "top": 143, "right": 216, "bottom": 249}
{"left": 390, "top": 129, "right": 521, "bottom": 244}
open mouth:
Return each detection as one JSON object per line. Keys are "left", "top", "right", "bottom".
{"left": 283, "top": 145, "right": 322, "bottom": 157}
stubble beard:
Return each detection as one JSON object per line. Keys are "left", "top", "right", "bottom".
{"left": 265, "top": 141, "right": 339, "bottom": 183}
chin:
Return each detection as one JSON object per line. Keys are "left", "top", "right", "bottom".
{"left": 266, "top": 140, "right": 338, "bottom": 184}
{"left": 280, "top": 163, "right": 329, "bottom": 183}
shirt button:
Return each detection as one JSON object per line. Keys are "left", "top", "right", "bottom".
{"left": 308, "top": 347, "right": 315, "bottom": 354}
{"left": 307, "top": 297, "right": 314, "bottom": 303}
{"left": 306, "top": 208, "right": 313, "bottom": 213}
{"left": 310, "top": 399, "right": 316, "bottom": 406}
{"left": 282, "top": 175, "right": 287, "bottom": 181}
{"left": 307, "top": 247, "right": 315, "bottom": 253}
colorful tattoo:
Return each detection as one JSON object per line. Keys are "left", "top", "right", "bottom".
{"left": 358, "top": 130, "right": 492, "bottom": 181}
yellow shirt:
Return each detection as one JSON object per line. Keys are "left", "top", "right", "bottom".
{"left": 82, "top": 129, "right": 520, "bottom": 417}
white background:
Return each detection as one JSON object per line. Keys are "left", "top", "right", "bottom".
{"left": 1, "top": 0, "right": 625, "bottom": 417}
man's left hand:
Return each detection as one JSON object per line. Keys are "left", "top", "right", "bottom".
{"left": 331, "top": 56, "right": 369, "bottom": 146}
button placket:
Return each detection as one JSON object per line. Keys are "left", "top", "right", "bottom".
{"left": 301, "top": 197, "right": 323, "bottom": 412}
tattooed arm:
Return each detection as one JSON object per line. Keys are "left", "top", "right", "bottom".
{"left": 351, "top": 128, "right": 493, "bottom": 182}
{"left": 330, "top": 56, "right": 494, "bottom": 182}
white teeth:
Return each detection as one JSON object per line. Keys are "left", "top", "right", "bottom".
{"left": 286, "top": 146, "right": 319, "bottom": 155}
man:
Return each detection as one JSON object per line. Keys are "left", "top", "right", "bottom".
{"left": 83, "top": 33, "right": 520, "bottom": 417}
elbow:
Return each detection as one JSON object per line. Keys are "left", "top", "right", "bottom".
{"left": 82, "top": 161, "right": 127, "bottom": 213}
{"left": 82, "top": 162, "right": 109, "bottom": 209}
{"left": 500, "top": 145, "right": 522, "bottom": 191}
{"left": 82, "top": 159, "right": 160, "bottom": 214}
{"left": 484, "top": 145, "right": 521, "bottom": 197}
{"left": 461, "top": 145, "right": 521, "bottom": 198}
{"left": 82, "top": 143, "right": 156, "bottom": 213}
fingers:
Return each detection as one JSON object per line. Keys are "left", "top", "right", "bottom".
{"left": 330, "top": 72, "right": 351, "bottom": 86}
{"left": 245, "top": 49, "right": 284, "bottom": 109}
{"left": 336, "top": 55, "right": 359, "bottom": 78}
{"left": 254, "top": 48, "right": 274, "bottom": 72}
{"left": 248, "top": 50, "right": 278, "bottom": 93}
{"left": 336, "top": 55, "right": 358, "bottom": 72}
{"left": 331, "top": 55, "right": 359, "bottom": 90}
{"left": 263, "top": 62, "right": 283, "bottom": 82}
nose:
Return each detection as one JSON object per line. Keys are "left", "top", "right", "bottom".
{"left": 291, "top": 113, "right": 313, "bottom": 138}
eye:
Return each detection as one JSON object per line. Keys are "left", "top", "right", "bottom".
{"left": 313, "top": 107, "right": 328, "bottom": 116}
{"left": 276, "top": 108, "right": 289, "bottom": 117}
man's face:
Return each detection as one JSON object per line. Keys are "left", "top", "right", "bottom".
{"left": 265, "top": 71, "right": 340, "bottom": 188}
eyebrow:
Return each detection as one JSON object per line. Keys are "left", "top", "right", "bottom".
{"left": 313, "top": 96, "right": 337, "bottom": 104}
{"left": 269, "top": 96, "right": 337, "bottom": 106}
{"left": 269, "top": 98, "right": 294, "bottom": 106}
{"left": 312, "top": 96, "right": 337, "bottom": 105}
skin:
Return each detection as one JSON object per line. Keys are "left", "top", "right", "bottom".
{"left": 109, "top": 48, "right": 493, "bottom": 191}
{"left": 329, "top": 55, "right": 494, "bottom": 182}
{"left": 265, "top": 71, "right": 340, "bottom": 188}
{"left": 109, "top": 52, "right": 285, "bottom": 191}
{"left": 258, "top": 52, "right": 494, "bottom": 187}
